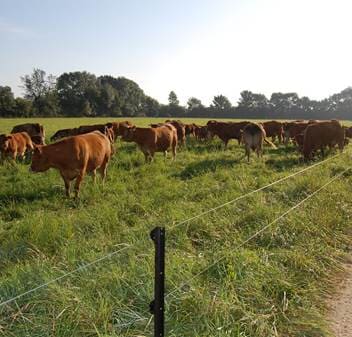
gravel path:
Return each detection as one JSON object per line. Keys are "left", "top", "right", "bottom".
{"left": 328, "top": 259, "right": 352, "bottom": 337}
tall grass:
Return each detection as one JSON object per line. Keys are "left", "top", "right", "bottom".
{"left": 0, "top": 118, "right": 351, "bottom": 336}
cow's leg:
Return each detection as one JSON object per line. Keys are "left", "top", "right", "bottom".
{"left": 99, "top": 159, "right": 108, "bottom": 182}
{"left": 143, "top": 152, "right": 149, "bottom": 163}
{"left": 164, "top": 151, "right": 168, "bottom": 159}
{"left": 245, "top": 146, "right": 250, "bottom": 162}
{"left": 74, "top": 168, "right": 86, "bottom": 198}
{"left": 92, "top": 169, "right": 97, "bottom": 183}
{"left": 61, "top": 173, "right": 71, "bottom": 197}
{"left": 320, "top": 147, "right": 325, "bottom": 157}
{"left": 172, "top": 144, "right": 177, "bottom": 161}
{"left": 224, "top": 139, "right": 229, "bottom": 150}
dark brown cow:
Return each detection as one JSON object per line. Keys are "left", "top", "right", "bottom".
{"left": 51, "top": 128, "right": 79, "bottom": 142}
{"left": 50, "top": 123, "right": 114, "bottom": 143}
{"left": 11, "top": 123, "right": 45, "bottom": 145}
{"left": 30, "top": 131, "right": 112, "bottom": 197}
{"left": 165, "top": 120, "right": 186, "bottom": 145}
{"left": 0, "top": 132, "right": 34, "bottom": 161}
{"left": 283, "top": 122, "right": 309, "bottom": 144}
{"left": 262, "top": 121, "right": 283, "bottom": 143}
{"left": 194, "top": 125, "right": 210, "bottom": 141}
{"left": 294, "top": 133, "right": 305, "bottom": 153}
{"left": 344, "top": 126, "right": 352, "bottom": 138}
{"left": 240, "top": 123, "right": 276, "bottom": 162}
{"left": 206, "top": 120, "right": 250, "bottom": 148}
{"left": 184, "top": 123, "right": 197, "bottom": 137}
{"left": 122, "top": 125, "right": 177, "bottom": 162}
{"left": 303, "top": 120, "right": 345, "bottom": 160}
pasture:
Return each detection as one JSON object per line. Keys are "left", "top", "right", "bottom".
{"left": 1, "top": 118, "right": 352, "bottom": 337}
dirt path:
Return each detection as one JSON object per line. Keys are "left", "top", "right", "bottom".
{"left": 328, "top": 258, "right": 352, "bottom": 337}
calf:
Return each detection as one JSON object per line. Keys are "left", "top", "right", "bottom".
{"left": 30, "top": 131, "right": 112, "bottom": 197}
{"left": 122, "top": 125, "right": 177, "bottom": 162}
{"left": 0, "top": 132, "right": 34, "bottom": 161}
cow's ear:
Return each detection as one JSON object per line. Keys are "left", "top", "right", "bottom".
{"left": 106, "top": 122, "right": 113, "bottom": 128}
{"left": 5, "top": 135, "right": 12, "bottom": 140}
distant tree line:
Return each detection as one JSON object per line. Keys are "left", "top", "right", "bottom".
{"left": 0, "top": 68, "right": 351, "bottom": 120}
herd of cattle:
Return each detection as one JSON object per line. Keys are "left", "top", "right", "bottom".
{"left": 0, "top": 119, "right": 350, "bottom": 197}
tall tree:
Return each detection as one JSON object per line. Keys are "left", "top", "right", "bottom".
{"left": 168, "top": 91, "right": 179, "bottom": 106}
{"left": 21, "top": 68, "right": 58, "bottom": 115}
{"left": 0, "top": 86, "right": 15, "bottom": 117}
{"left": 187, "top": 97, "right": 203, "bottom": 110}
{"left": 57, "top": 71, "right": 98, "bottom": 116}
{"left": 211, "top": 95, "right": 232, "bottom": 110}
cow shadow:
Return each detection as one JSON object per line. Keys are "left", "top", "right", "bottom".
{"left": 177, "top": 157, "right": 243, "bottom": 180}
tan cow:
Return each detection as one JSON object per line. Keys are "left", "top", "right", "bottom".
{"left": 122, "top": 125, "right": 177, "bottom": 162}
{"left": 30, "top": 131, "right": 112, "bottom": 197}
{"left": 240, "top": 123, "right": 276, "bottom": 162}
{"left": 0, "top": 132, "right": 34, "bottom": 162}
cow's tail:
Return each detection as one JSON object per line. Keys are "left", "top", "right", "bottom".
{"left": 264, "top": 138, "right": 277, "bottom": 149}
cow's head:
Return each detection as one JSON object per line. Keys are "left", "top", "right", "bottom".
{"left": 30, "top": 146, "right": 50, "bottom": 172}
{"left": 121, "top": 125, "right": 136, "bottom": 142}
{"left": 0, "top": 134, "right": 12, "bottom": 152}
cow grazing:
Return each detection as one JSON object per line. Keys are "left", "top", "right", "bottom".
{"left": 122, "top": 125, "right": 177, "bottom": 162}
{"left": 302, "top": 120, "right": 345, "bottom": 160}
{"left": 283, "top": 121, "right": 309, "bottom": 144}
{"left": 165, "top": 120, "right": 186, "bottom": 145}
{"left": 294, "top": 133, "right": 305, "bottom": 153}
{"left": 184, "top": 123, "right": 197, "bottom": 137}
{"left": 0, "top": 132, "right": 34, "bottom": 161}
{"left": 206, "top": 121, "right": 250, "bottom": 148}
{"left": 194, "top": 125, "right": 211, "bottom": 141}
{"left": 344, "top": 126, "right": 352, "bottom": 139}
{"left": 30, "top": 131, "right": 112, "bottom": 197}
{"left": 262, "top": 121, "right": 283, "bottom": 143}
{"left": 11, "top": 123, "right": 45, "bottom": 145}
{"left": 240, "top": 123, "right": 276, "bottom": 162}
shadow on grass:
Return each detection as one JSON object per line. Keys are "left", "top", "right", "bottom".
{"left": 0, "top": 188, "right": 62, "bottom": 207}
{"left": 177, "top": 157, "right": 243, "bottom": 180}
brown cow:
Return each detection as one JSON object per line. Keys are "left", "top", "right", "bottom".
{"left": 344, "top": 126, "right": 352, "bottom": 138}
{"left": 194, "top": 125, "right": 211, "bottom": 141}
{"left": 207, "top": 121, "right": 250, "bottom": 148}
{"left": 111, "top": 121, "right": 133, "bottom": 139}
{"left": 303, "top": 120, "right": 345, "bottom": 160}
{"left": 165, "top": 120, "right": 186, "bottom": 145}
{"left": 0, "top": 132, "right": 34, "bottom": 161}
{"left": 30, "top": 131, "right": 112, "bottom": 197}
{"left": 11, "top": 123, "right": 45, "bottom": 145}
{"left": 294, "top": 133, "right": 305, "bottom": 153}
{"left": 184, "top": 123, "right": 197, "bottom": 137}
{"left": 122, "top": 125, "right": 177, "bottom": 162}
{"left": 51, "top": 128, "right": 79, "bottom": 142}
{"left": 283, "top": 122, "right": 309, "bottom": 144}
{"left": 240, "top": 123, "right": 276, "bottom": 162}
{"left": 262, "top": 121, "right": 283, "bottom": 143}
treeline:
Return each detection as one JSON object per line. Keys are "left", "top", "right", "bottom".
{"left": 1, "top": 68, "right": 352, "bottom": 119}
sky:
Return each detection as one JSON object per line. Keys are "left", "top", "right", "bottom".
{"left": 1, "top": 0, "right": 352, "bottom": 105}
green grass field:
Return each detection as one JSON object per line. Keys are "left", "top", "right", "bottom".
{"left": 1, "top": 118, "right": 352, "bottom": 337}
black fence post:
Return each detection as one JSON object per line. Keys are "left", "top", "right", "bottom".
{"left": 150, "top": 227, "right": 165, "bottom": 337}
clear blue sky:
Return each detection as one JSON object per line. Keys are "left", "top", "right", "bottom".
{"left": 1, "top": 0, "right": 352, "bottom": 105}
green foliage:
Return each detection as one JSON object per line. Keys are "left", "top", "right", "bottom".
{"left": 168, "top": 90, "right": 179, "bottom": 106}
{"left": 0, "top": 117, "right": 351, "bottom": 337}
